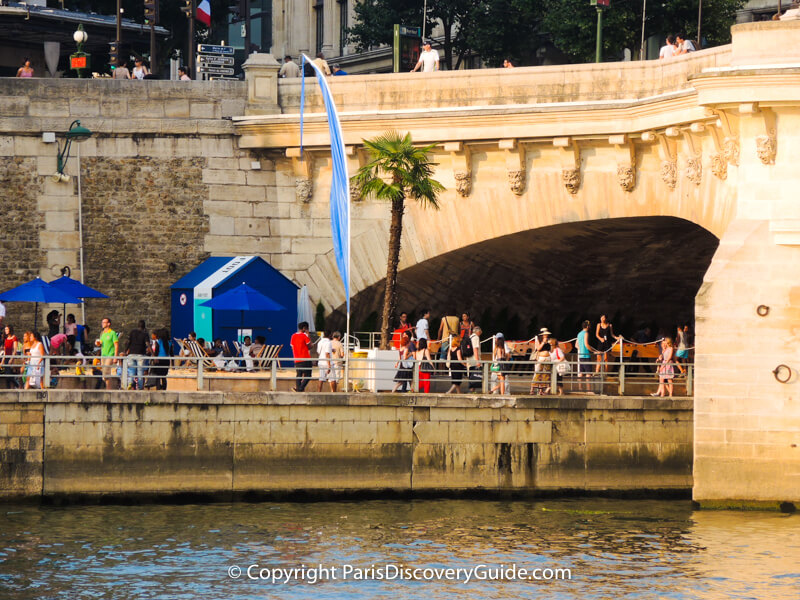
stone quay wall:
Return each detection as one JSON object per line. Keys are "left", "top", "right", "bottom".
{"left": 0, "top": 391, "right": 692, "bottom": 501}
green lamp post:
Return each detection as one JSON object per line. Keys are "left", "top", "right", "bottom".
{"left": 591, "top": 0, "right": 610, "bottom": 63}
{"left": 70, "top": 24, "right": 91, "bottom": 78}
{"left": 53, "top": 120, "right": 93, "bottom": 183}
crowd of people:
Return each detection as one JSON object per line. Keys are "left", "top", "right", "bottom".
{"left": 352, "top": 310, "right": 693, "bottom": 397}
{"left": 0, "top": 311, "right": 172, "bottom": 391}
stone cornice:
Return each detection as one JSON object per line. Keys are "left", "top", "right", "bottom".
{"left": 690, "top": 68, "right": 800, "bottom": 107}
{"left": 235, "top": 91, "right": 709, "bottom": 149}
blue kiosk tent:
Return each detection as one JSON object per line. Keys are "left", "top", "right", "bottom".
{"left": 170, "top": 256, "right": 297, "bottom": 357}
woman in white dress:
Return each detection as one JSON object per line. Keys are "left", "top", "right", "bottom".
{"left": 25, "top": 331, "right": 45, "bottom": 389}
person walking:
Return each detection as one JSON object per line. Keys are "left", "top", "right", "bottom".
{"left": 466, "top": 325, "right": 482, "bottom": 392}
{"left": 316, "top": 330, "right": 332, "bottom": 392}
{"left": 125, "top": 320, "right": 149, "bottom": 390}
{"left": 132, "top": 58, "right": 150, "bottom": 80}
{"left": 415, "top": 309, "right": 430, "bottom": 342}
{"left": 114, "top": 61, "right": 132, "bottom": 79}
{"left": 654, "top": 337, "right": 678, "bottom": 397}
{"left": 675, "top": 324, "right": 691, "bottom": 368}
{"left": 659, "top": 36, "right": 677, "bottom": 59}
{"left": 24, "top": 331, "right": 45, "bottom": 389}
{"left": 96, "top": 317, "right": 119, "bottom": 390}
{"left": 576, "top": 320, "right": 596, "bottom": 393}
{"left": 329, "top": 331, "right": 344, "bottom": 392}
{"left": 149, "top": 328, "right": 170, "bottom": 390}
{"left": 16, "top": 58, "right": 34, "bottom": 78}
{"left": 178, "top": 66, "right": 191, "bottom": 81}
{"left": 290, "top": 322, "right": 313, "bottom": 392}
{"left": 414, "top": 338, "right": 433, "bottom": 393}
{"left": 445, "top": 337, "right": 466, "bottom": 394}
{"left": 595, "top": 314, "right": 618, "bottom": 373}
{"left": 279, "top": 55, "right": 300, "bottom": 78}
{"left": 675, "top": 33, "right": 696, "bottom": 54}
{"left": 549, "top": 336, "right": 568, "bottom": 395}
{"left": 411, "top": 40, "right": 439, "bottom": 72}
{"left": 391, "top": 335, "right": 414, "bottom": 392}
{"left": 436, "top": 311, "right": 459, "bottom": 364}
{"left": 531, "top": 328, "right": 552, "bottom": 395}
{"left": 313, "top": 52, "right": 331, "bottom": 75}
{"left": 491, "top": 333, "right": 509, "bottom": 395}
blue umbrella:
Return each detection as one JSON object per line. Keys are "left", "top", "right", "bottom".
{"left": 200, "top": 283, "right": 285, "bottom": 343}
{"left": 0, "top": 277, "right": 83, "bottom": 331}
{"left": 49, "top": 275, "right": 108, "bottom": 299}
{"left": 50, "top": 275, "right": 108, "bottom": 333}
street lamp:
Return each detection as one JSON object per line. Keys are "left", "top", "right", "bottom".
{"left": 590, "top": 0, "right": 610, "bottom": 63}
{"left": 70, "top": 24, "right": 91, "bottom": 77}
{"left": 53, "top": 120, "right": 93, "bottom": 183}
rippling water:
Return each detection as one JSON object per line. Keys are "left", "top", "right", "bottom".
{"left": 1, "top": 499, "right": 798, "bottom": 599}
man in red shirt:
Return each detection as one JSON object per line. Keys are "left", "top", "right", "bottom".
{"left": 290, "top": 321, "right": 314, "bottom": 391}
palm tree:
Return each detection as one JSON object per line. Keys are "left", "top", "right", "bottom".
{"left": 353, "top": 131, "right": 445, "bottom": 349}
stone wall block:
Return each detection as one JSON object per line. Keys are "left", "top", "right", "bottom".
{"left": 37, "top": 194, "right": 78, "bottom": 211}
{"left": 29, "top": 100, "right": 70, "bottom": 118}
{"left": 69, "top": 99, "right": 100, "bottom": 117}
{"left": 44, "top": 211, "right": 76, "bottom": 232}
{"left": 99, "top": 98, "right": 127, "bottom": 117}
{"left": 221, "top": 99, "right": 246, "bottom": 118}
{"left": 0, "top": 96, "right": 29, "bottom": 116}
{"left": 190, "top": 102, "right": 221, "bottom": 119}
{"left": 208, "top": 215, "right": 235, "bottom": 236}
{"left": 234, "top": 217, "right": 269, "bottom": 236}
{"left": 202, "top": 169, "right": 246, "bottom": 185}
{"left": 164, "top": 99, "right": 191, "bottom": 118}
{"left": 245, "top": 171, "right": 276, "bottom": 186}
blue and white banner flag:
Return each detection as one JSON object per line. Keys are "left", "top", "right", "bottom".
{"left": 300, "top": 55, "right": 350, "bottom": 312}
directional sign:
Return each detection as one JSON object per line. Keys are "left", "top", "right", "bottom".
{"left": 197, "top": 55, "right": 234, "bottom": 66}
{"left": 197, "top": 44, "right": 235, "bottom": 55}
{"left": 197, "top": 66, "right": 235, "bottom": 75}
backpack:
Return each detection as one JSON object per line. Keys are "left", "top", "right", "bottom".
{"left": 461, "top": 334, "right": 474, "bottom": 358}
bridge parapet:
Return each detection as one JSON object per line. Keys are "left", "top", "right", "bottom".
{"left": 269, "top": 46, "right": 731, "bottom": 115}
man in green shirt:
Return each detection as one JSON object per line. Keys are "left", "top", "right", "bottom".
{"left": 96, "top": 317, "right": 119, "bottom": 389}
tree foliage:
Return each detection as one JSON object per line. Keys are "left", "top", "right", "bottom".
{"left": 352, "top": 132, "right": 444, "bottom": 349}
{"left": 542, "top": 0, "right": 747, "bottom": 63}
{"left": 350, "top": 0, "right": 745, "bottom": 67}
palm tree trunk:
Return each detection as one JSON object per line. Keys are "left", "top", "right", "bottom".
{"left": 380, "top": 196, "right": 404, "bottom": 349}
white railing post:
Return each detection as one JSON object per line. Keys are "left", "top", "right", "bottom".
{"left": 687, "top": 364, "right": 693, "bottom": 396}
{"left": 121, "top": 356, "right": 128, "bottom": 390}
{"left": 412, "top": 361, "right": 419, "bottom": 392}
{"left": 550, "top": 362, "right": 558, "bottom": 395}
{"left": 482, "top": 361, "right": 489, "bottom": 394}
{"left": 271, "top": 358, "right": 278, "bottom": 391}
{"left": 197, "top": 359, "right": 204, "bottom": 391}
{"left": 43, "top": 357, "right": 50, "bottom": 389}
{"left": 619, "top": 363, "right": 625, "bottom": 395}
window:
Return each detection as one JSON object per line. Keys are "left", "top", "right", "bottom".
{"left": 338, "top": 0, "right": 348, "bottom": 53}
{"left": 314, "top": 0, "right": 324, "bottom": 55}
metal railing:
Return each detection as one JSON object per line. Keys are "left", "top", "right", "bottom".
{"left": 0, "top": 353, "right": 693, "bottom": 396}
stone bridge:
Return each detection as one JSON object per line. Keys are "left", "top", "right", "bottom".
{"left": 1, "top": 21, "right": 800, "bottom": 508}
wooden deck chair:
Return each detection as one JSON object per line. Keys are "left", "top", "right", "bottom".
{"left": 254, "top": 344, "right": 283, "bottom": 370}
{"left": 185, "top": 339, "right": 215, "bottom": 370}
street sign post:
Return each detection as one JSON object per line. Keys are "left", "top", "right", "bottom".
{"left": 196, "top": 43, "right": 236, "bottom": 80}
{"left": 197, "top": 66, "right": 235, "bottom": 75}
{"left": 198, "top": 44, "right": 235, "bottom": 55}
{"left": 197, "top": 55, "right": 234, "bottom": 66}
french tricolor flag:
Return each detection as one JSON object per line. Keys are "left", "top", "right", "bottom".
{"left": 196, "top": 0, "right": 211, "bottom": 26}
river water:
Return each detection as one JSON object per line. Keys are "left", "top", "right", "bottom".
{"left": 1, "top": 498, "right": 798, "bottom": 599}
